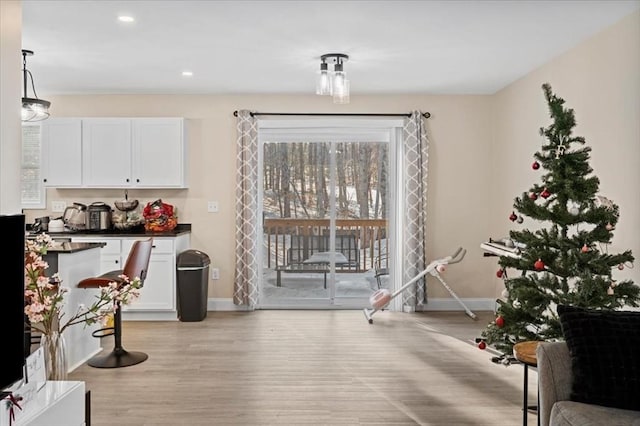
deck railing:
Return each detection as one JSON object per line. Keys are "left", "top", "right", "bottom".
{"left": 263, "top": 218, "right": 388, "bottom": 271}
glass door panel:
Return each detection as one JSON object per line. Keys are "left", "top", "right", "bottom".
{"left": 260, "top": 138, "right": 390, "bottom": 308}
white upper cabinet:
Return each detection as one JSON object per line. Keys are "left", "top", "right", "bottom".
{"left": 132, "top": 118, "right": 187, "bottom": 188}
{"left": 41, "top": 117, "right": 188, "bottom": 189}
{"left": 82, "top": 118, "right": 132, "bottom": 187}
{"left": 41, "top": 118, "right": 83, "bottom": 187}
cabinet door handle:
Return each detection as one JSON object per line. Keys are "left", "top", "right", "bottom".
{"left": 136, "top": 178, "right": 140, "bottom": 183}
{"left": 115, "top": 260, "right": 119, "bottom": 264}
{"left": 126, "top": 178, "right": 130, "bottom": 183}
{"left": 43, "top": 178, "right": 48, "bottom": 182}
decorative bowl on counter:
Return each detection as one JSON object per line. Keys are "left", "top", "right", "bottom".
{"left": 114, "top": 190, "right": 139, "bottom": 212}
{"left": 112, "top": 208, "right": 145, "bottom": 231}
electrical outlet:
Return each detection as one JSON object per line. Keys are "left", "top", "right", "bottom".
{"left": 211, "top": 268, "right": 220, "bottom": 280}
{"left": 51, "top": 201, "right": 67, "bottom": 212}
{"left": 207, "top": 201, "right": 219, "bottom": 213}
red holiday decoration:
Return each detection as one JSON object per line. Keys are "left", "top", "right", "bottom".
{"left": 529, "top": 192, "right": 538, "bottom": 200}
{"left": 495, "top": 316, "right": 505, "bottom": 328}
{"left": 541, "top": 188, "right": 551, "bottom": 199}
{"left": 534, "top": 258, "right": 545, "bottom": 271}
{"left": 478, "top": 341, "right": 486, "bottom": 350}
{"left": 496, "top": 269, "right": 504, "bottom": 278}
{"left": 606, "top": 223, "right": 615, "bottom": 231}
{"left": 532, "top": 161, "right": 540, "bottom": 170}
{"left": 509, "top": 211, "right": 518, "bottom": 222}
{"left": 581, "top": 244, "right": 589, "bottom": 253}
{"left": 618, "top": 264, "right": 625, "bottom": 270}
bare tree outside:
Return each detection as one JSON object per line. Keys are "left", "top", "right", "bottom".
{"left": 262, "top": 141, "right": 387, "bottom": 220}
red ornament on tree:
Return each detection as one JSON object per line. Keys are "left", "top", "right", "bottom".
{"left": 618, "top": 264, "right": 625, "bottom": 270}
{"left": 541, "top": 188, "right": 551, "bottom": 199}
{"left": 495, "top": 316, "right": 505, "bottom": 328}
{"left": 496, "top": 269, "right": 504, "bottom": 278}
{"left": 581, "top": 244, "right": 589, "bottom": 253}
{"left": 532, "top": 161, "right": 540, "bottom": 170}
{"left": 529, "top": 192, "right": 538, "bottom": 200}
{"left": 509, "top": 211, "right": 518, "bottom": 222}
{"left": 534, "top": 258, "right": 545, "bottom": 271}
{"left": 478, "top": 341, "right": 486, "bottom": 350}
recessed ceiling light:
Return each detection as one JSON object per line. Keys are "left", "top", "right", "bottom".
{"left": 118, "top": 15, "right": 135, "bottom": 23}
{"left": 182, "top": 71, "right": 193, "bottom": 77}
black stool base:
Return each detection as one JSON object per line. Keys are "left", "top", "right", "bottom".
{"left": 87, "top": 348, "right": 148, "bottom": 368}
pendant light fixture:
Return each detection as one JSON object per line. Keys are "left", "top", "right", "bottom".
{"left": 315, "top": 53, "right": 350, "bottom": 104}
{"left": 22, "top": 49, "right": 51, "bottom": 122}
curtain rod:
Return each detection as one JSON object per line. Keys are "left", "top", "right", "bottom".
{"left": 233, "top": 111, "right": 431, "bottom": 119}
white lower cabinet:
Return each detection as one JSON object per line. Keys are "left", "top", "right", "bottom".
{"left": 71, "top": 233, "right": 190, "bottom": 320}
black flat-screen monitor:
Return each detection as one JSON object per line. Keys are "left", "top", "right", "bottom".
{"left": 0, "top": 214, "right": 25, "bottom": 391}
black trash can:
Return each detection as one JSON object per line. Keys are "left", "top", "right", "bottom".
{"left": 176, "top": 249, "right": 211, "bottom": 322}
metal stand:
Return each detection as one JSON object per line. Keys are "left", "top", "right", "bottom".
{"left": 521, "top": 362, "right": 540, "bottom": 426}
{"left": 87, "top": 303, "right": 148, "bottom": 368}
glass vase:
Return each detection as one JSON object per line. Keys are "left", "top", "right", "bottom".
{"left": 40, "top": 331, "right": 68, "bottom": 381}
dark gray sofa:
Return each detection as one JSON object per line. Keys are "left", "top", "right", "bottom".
{"left": 536, "top": 342, "right": 640, "bottom": 426}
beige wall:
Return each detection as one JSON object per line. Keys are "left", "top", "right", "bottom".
{"left": 491, "top": 11, "right": 640, "bottom": 295}
{"left": 27, "top": 94, "right": 495, "bottom": 301}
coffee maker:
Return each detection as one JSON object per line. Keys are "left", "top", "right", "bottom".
{"left": 31, "top": 216, "right": 49, "bottom": 233}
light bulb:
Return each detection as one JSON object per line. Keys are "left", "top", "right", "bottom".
{"left": 316, "top": 62, "right": 332, "bottom": 95}
{"left": 333, "top": 79, "right": 349, "bottom": 104}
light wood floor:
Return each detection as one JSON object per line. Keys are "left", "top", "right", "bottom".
{"left": 69, "top": 310, "right": 538, "bottom": 425}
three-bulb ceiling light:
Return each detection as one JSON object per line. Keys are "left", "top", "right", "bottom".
{"left": 22, "top": 49, "right": 51, "bottom": 122}
{"left": 316, "top": 53, "right": 349, "bottom": 104}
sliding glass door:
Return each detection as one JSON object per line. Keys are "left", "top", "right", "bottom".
{"left": 258, "top": 120, "right": 400, "bottom": 309}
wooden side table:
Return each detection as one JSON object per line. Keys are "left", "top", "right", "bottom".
{"left": 513, "top": 341, "right": 542, "bottom": 426}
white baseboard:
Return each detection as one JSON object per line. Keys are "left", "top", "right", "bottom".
{"left": 207, "top": 298, "right": 252, "bottom": 311}
{"left": 206, "top": 297, "right": 496, "bottom": 312}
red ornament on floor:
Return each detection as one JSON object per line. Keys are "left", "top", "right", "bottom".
{"left": 534, "top": 258, "right": 545, "bottom": 271}
{"left": 478, "top": 341, "right": 486, "bottom": 350}
{"left": 496, "top": 316, "right": 505, "bottom": 328}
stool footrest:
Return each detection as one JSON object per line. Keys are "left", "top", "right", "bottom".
{"left": 91, "top": 327, "right": 115, "bottom": 338}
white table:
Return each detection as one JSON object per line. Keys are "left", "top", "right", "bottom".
{"left": 1, "top": 381, "right": 86, "bottom": 426}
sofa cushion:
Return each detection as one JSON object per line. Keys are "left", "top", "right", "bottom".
{"left": 557, "top": 304, "right": 640, "bottom": 411}
{"left": 551, "top": 400, "right": 640, "bottom": 426}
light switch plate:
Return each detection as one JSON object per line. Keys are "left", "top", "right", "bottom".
{"left": 207, "top": 201, "right": 219, "bottom": 213}
{"left": 51, "top": 201, "right": 67, "bottom": 212}
{"left": 211, "top": 268, "right": 220, "bottom": 280}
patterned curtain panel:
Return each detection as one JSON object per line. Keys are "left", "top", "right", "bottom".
{"left": 233, "top": 110, "right": 259, "bottom": 308}
{"left": 401, "top": 111, "right": 429, "bottom": 311}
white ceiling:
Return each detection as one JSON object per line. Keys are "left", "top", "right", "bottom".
{"left": 21, "top": 0, "right": 640, "bottom": 96}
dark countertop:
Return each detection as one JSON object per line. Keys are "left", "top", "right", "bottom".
{"left": 47, "top": 242, "right": 107, "bottom": 253}
{"left": 29, "top": 223, "right": 191, "bottom": 238}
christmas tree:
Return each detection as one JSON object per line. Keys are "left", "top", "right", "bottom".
{"left": 480, "top": 83, "right": 640, "bottom": 358}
